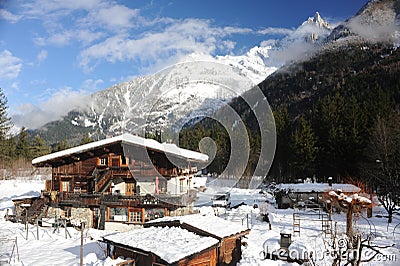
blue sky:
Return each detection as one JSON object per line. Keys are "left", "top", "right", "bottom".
{"left": 0, "top": 0, "right": 367, "bottom": 129}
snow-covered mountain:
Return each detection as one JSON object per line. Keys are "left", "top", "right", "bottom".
{"left": 34, "top": 12, "right": 336, "bottom": 142}
{"left": 327, "top": 0, "right": 400, "bottom": 46}
{"left": 76, "top": 60, "right": 262, "bottom": 138}
{"left": 289, "top": 12, "right": 332, "bottom": 43}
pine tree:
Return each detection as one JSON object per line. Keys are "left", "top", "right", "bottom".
{"left": 5, "top": 136, "right": 16, "bottom": 159}
{"left": 0, "top": 88, "right": 13, "bottom": 162}
{"left": 31, "top": 135, "right": 50, "bottom": 158}
{"left": 0, "top": 88, "right": 12, "bottom": 138}
{"left": 53, "top": 139, "right": 69, "bottom": 152}
{"left": 314, "top": 92, "right": 346, "bottom": 177}
{"left": 80, "top": 132, "right": 93, "bottom": 145}
{"left": 15, "top": 127, "right": 31, "bottom": 159}
{"left": 0, "top": 135, "right": 16, "bottom": 167}
{"left": 270, "top": 107, "right": 291, "bottom": 182}
{"left": 289, "top": 116, "right": 318, "bottom": 178}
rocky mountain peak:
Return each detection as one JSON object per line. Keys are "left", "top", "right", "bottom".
{"left": 283, "top": 11, "right": 332, "bottom": 43}
{"left": 307, "top": 12, "right": 331, "bottom": 30}
{"left": 327, "top": 0, "right": 399, "bottom": 45}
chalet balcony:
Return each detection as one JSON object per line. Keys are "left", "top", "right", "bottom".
{"left": 48, "top": 190, "right": 197, "bottom": 208}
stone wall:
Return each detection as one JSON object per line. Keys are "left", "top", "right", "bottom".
{"left": 71, "top": 207, "right": 92, "bottom": 228}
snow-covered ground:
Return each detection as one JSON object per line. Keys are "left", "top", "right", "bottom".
{"left": 0, "top": 179, "right": 110, "bottom": 266}
{"left": 0, "top": 179, "right": 399, "bottom": 265}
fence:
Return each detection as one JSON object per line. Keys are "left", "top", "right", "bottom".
{"left": 0, "top": 237, "right": 19, "bottom": 264}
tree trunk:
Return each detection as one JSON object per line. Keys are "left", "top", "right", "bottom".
{"left": 388, "top": 209, "right": 393, "bottom": 223}
{"left": 346, "top": 205, "right": 353, "bottom": 238}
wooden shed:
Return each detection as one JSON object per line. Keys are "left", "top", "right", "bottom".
{"left": 274, "top": 183, "right": 361, "bottom": 209}
{"left": 145, "top": 214, "right": 250, "bottom": 266}
{"left": 103, "top": 226, "right": 219, "bottom": 266}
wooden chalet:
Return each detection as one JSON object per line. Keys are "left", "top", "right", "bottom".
{"left": 103, "top": 226, "right": 219, "bottom": 266}
{"left": 145, "top": 214, "right": 250, "bottom": 266}
{"left": 31, "top": 133, "right": 208, "bottom": 229}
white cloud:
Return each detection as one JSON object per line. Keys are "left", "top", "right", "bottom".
{"left": 348, "top": 15, "right": 398, "bottom": 43}
{"left": 82, "top": 4, "right": 140, "bottom": 30}
{"left": 44, "top": 31, "right": 74, "bottom": 46}
{"left": 19, "top": 0, "right": 101, "bottom": 19}
{"left": 0, "top": 50, "right": 22, "bottom": 79}
{"left": 37, "top": 49, "right": 48, "bottom": 64}
{"left": 81, "top": 79, "right": 104, "bottom": 92}
{"left": 258, "top": 27, "right": 294, "bottom": 35}
{"left": 268, "top": 41, "right": 316, "bottom": 64}
{"left": 9, "top": 0, "right": 281, "bottom": 74}
{"left": 12, "top": 88, "right": 92, "bottom": 129}
{"left": 35, "top": 29, "right": 105, "bottom": 46}
{"left": 0, "top": 9, "right": 22, "bottom": 23}
{"left": 78, "top": 18, "right": 251, "bottom": 72}
{"left": 219, "top": 40, "right": 236, "bottom": 51}
{"left": 11, "top": 82, "right": 19, "bottom": 90}
{"left": 16, "top": 0, "right": 144, "bottom": 51}
{"left": 222, "top": 26, "right": 253, "bottom": 35}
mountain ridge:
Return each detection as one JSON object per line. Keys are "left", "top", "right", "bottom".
{"left": 28, "top": 11, "right": 334, "bottom": 145}
{"left": 177, "top": 0, "right": 400, "bottom": 178}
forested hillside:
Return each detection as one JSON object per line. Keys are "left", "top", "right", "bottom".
{"left": 180, "top": 42, "right": 400, "bottom": 183}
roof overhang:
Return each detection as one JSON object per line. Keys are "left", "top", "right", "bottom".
{"left": 32, "top": 133, "right": 208, "bottom": 167}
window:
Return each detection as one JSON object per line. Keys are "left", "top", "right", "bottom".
{"left": 129, "top": 211, "right": 142, "bottom": 223}
{"left": 109, "top": 208, "right": 128, "bottom": 222}
{"left": 111, "top": 156, "right": 120, "bottom": 167}
{"left": 180, "top": 179, "right": 185, "bottom": 193}
{"left": 61, "top": 181, "right": 71, "bottom": 192}
{"left": 121, "top": 156, "right": 128, "bottom": 166}
{"left": 125, "top": 183, "right": 134, "bottom": 195}
{"left": 99, "top": 158, "right": 108, "bottom": 166}
{"left": 65, "top": 208, "right": 72, "bottom": 217}
{"left": 145, "top": 209, "right": 164, "bottom": 221}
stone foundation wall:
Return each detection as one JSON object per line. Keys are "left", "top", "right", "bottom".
{"left": 71, "top": 207, "right": 92, "bottom": 228}
{"left": 169, "top": 206, "right": 198, "bottom": 217}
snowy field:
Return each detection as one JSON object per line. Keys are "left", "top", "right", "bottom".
{"left": 0, "top": 178, "right": 399, "bottom": 265}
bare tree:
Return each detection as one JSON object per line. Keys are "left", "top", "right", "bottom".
{"left": 327, "top": 190, "right": 372, "bottom": 238}
{"left": 369, "top": 114, "right": 400, "bottom": 223}
{"left": 326, "top": 191, "right": 394, "bottom": 266}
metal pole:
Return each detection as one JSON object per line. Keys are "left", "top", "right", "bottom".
{"left": 25, "top": 209, "right": 28, "bottom": 240}
{"left": 80, "top": 222, "right": 84, "bottom": 266}
{"left": 36, "top": 219, "right": 39, "bottom": 240}
{"left": 15, "top": 237, "right": 20, "bottom": 262}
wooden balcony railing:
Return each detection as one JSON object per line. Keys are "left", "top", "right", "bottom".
{"left": 53, "top": 191, "right": 197, "bottom": 208}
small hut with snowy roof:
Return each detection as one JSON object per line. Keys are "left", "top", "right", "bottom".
{"left": 145, "top": 214, "right": 250, "bottom": 265}
{"left": 103, "top": 226, "right": 219, "bottom": 265}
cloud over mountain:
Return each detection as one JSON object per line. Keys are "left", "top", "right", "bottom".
{"left": 0, "top": 50, "right": 22, "bottom": 80}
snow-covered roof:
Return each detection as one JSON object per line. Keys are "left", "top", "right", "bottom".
{"left": 32, "top": 133, "right": 208, "bottom": 165}
{"left": 146, "top": 213, "right": 249, "bottom": 239}
{"left": 103, "top": 226, "right": 218, "bottom": 264}
{"left": 328, "top": 191, "right": 372, "bottom": 205}
{"left": 11, "top": 193, "right": 41, "bottom": 201}
{"left": 276, "top": 183, "right": 361, "bottom": 193}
